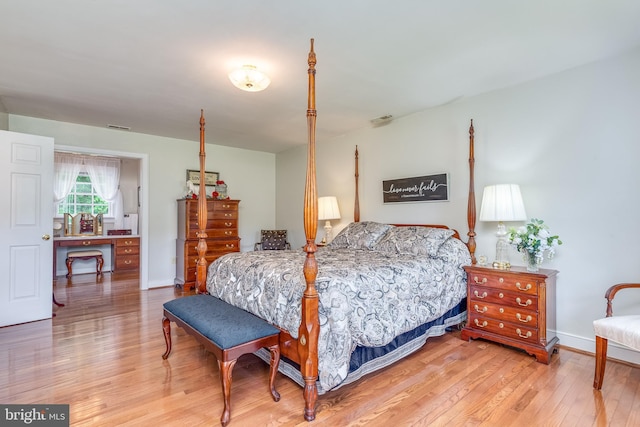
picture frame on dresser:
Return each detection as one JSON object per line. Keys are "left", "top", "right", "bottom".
{"left": 186, "top": 169, "right": 219, "bottom": 186}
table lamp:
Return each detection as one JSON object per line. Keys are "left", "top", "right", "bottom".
{"left": 479, "top": 184, "right": 526, "bottom": 269}
{"left": 318, "top": 196, "right": 341, "bottom": 244}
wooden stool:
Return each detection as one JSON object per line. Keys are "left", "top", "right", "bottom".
{"left": 66, "top": 250, "right": 104, "bottom": 277}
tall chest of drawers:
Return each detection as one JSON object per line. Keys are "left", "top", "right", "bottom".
{"left": 175, "top": 199, "right": 240, "bottom": 291}
{"left": 461, "top": 265, "right": 559, "bottom": 364}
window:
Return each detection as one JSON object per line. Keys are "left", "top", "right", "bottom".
{"left": 57, "top": 172, "right": 111, "bottom": 216}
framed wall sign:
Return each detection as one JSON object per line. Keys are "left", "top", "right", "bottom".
{"left": 186, "top": 169, "right": 219, "bottom": 186}
{"left": 382, "top": 173, "right": 449, "bottom": 203}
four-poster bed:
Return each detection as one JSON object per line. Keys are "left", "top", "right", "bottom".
{"left": 192, "top": 39, "right": 477, "bottom": 421}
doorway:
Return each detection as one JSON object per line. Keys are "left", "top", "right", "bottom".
{"left": 54, "top": 145, "right": 149, "bottom": 290}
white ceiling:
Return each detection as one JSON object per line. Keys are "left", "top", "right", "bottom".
{"left": 2, "top": 1, "right": 640, "bottom": 153}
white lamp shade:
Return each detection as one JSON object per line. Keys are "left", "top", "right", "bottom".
{"left": 318, "top": 196, "right": 341, "bottom": 221}
{"left": 228, "top": 65, "right": 271, "bottom": 92}
{"left": 479, "top": 184, "right": 527, "bottom": 222}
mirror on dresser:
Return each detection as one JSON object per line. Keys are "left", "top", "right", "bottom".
{"left": 64, "top": 213, "right": 104, "bottom": 236}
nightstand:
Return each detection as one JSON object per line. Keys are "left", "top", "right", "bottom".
{"left": 461, "top": 265, "right": 559, "bottom": 364}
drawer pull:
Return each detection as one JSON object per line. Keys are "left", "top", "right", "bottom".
{"left": 225, "top": 222, "right": 232, "bottom": 227}
{"left": 124, "top": 260, "right": 132, "bottom": 265}
{"left": 499, "top": 292, "right": 504, "bottom": 299}
{"left": 83, "top": 241, "right": 91, "bottom": 246}
{"left": 124, "top": 249, "right": 132, "bottom": 254}
{"left": 473, "top": 290, "right": 488, "bottom": 299}
{"left": 516, "top": 313, "right": 533, "bottom": 323}
{"left": 516, "top": 328, "right": 532, "bottom": 339}
{"left": 225, "top": 231, "right": 232, "bottom": 235}
{"left": 473, "top": 304, "right": 487, "bottom": 313}
{"left": 473, "top": 276, "right": 487, "bottom": 285}
{"left": 474, "top": 319, "right": 488, "bottom": 328}
{"left": 499, "top": 323, "right": 504, "bottom": 328}
{"left": 225, "top": 244, "right": 235, "bottom": 249}
{"left": 223, "top": 204, "right": 230, "bottom": 208}
{"left": 224, "top": 213, "right": 233, "bottom": 217}
{"left": 516, "top": 282, "right": 532, "bottom": 291}
{"left": 516, "top": 297, "right": 533, "bottom": 307}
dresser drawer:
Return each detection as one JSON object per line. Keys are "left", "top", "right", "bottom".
{"left": 212, "top": 200, "right": 238, "bottom": 212}
{"left": 468, "top": 271, "right": 539, "bottom": 295}
{"left": 116, "top": 245, "right": 139, "bottom": 256}
{"left": 184, "top": 239, "right": 239, "bottom": 256}
{"left": 469, "top": 300, "right": 538, "bottom": 328}
{"left": 470, "top": 285, "right": 538, "bottom": 309}
{"left": 115, "top": 238, "right": 139, "bottom": 248}
{"left": 468, "top": 313, "right": 539, "bottom": 344}
{"left": 115, "top": 254, "right": 139, "bottom": 270}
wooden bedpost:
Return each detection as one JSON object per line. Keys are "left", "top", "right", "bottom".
{"left": 298, "top": 38, "right": 320, "bottom": 421}
{"left": 196, "top": 110, "right": 209, "bottom": 294}
{"left": 354, "top": 145, "right": 360, "bottom": 223}
{"left": 467, "top": 119, "right": 477, "bottom": 264}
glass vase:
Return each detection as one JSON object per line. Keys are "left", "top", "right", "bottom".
{"left": 523, "top": 251, "right": 540, "bottom": 272}
{"left": 215, "top": 183, "right": 227, "bottom": 199}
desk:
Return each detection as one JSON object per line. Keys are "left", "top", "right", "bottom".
{"left": 53, "top": 236, "right": 140, "bottom": 277}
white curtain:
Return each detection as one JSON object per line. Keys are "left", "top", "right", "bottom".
{"left": 53, "top": 152, "right": 83, "bottom": 203}
{"left": 84, "top": 157, "right": 124, "bottom": 229}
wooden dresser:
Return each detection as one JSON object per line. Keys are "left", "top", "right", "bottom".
{"left": 461, "top": 265, "right": 559, "bottom": 364}
{"left": 175, "top": 199, "right": 240, "bottom": 291}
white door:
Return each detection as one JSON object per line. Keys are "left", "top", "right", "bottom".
{"left": 0, "top": 130, "right": 54, "bottom": 326}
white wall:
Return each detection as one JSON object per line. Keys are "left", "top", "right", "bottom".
{"left": 8, "top": 115, "right": 276, "bottom": 288}
{"left": 276, "top": 46, "right": 640, "bottom": 363}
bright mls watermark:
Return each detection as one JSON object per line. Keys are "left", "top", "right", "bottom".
{"left": 1, "top": 405, "right": 69, "bottom": 426}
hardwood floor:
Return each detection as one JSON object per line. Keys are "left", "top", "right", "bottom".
{"left": 1, "top": 273, "right": 639, "bottom": 426}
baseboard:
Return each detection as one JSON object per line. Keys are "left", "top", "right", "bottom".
{"left": 556, "top": 330, "right": 640, "bottom": 365}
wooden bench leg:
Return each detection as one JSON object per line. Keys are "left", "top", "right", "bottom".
{"left": 162, "top": 317, "right": 172, "bottom": 359}
{"left": 268, "top": 343, "right": 281, "bottom": 402}
{"left": 219, "top": 359, "right": 238, "bottom": 427}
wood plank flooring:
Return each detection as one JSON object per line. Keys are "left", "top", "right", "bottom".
{"left": 1, "top": 272, "right": 638, "bottom": 426}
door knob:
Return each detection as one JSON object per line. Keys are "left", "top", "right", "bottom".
{"left": 42, "top": 234, "right": 51, "bottom": 241}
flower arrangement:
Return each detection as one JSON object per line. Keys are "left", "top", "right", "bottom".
{"left": 212, "top": 180, "right": 229, "bottom": 200}
{"left": 507, "top": 218, "right": 562, "bottom": 271}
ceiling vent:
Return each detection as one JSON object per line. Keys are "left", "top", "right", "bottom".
{"left": 106, "top": 124, "right": 131, "bottom": 131}
{"left": 370, "top": 114, "right": 393, "bottom": 127}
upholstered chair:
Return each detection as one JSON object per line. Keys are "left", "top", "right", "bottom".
{"left": 254, "top": 230, "right": 291, "bottom": 251}
{"left": 593, "top": 283, "right": 640, "bottom": 390}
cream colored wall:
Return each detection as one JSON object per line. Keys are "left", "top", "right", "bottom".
{"left": 8, "top": 115, "right": 276, "bottom": 288}
{"left": 276, "top": 46, "right": 640, "bottom": 364}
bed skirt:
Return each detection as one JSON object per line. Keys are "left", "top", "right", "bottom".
{"left": 254, "top": 298, "right": 467, "bottom": 394}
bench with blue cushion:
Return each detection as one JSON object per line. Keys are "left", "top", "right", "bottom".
{"left": 162, "top": 294, "right": 281, "bottom": 427}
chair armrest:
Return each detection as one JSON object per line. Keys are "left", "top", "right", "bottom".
{"left": 604, "top": 283, "right": 640, "bottom": 317}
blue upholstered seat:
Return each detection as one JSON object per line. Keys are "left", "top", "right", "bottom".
{"left": 163, "top": 295, "right": 280, "bottom": 350}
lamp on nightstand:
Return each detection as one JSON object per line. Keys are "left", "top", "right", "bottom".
{"left": 318, "top": 196, "right": 341, "bottom": 244}
{"left": 479, "top": 184, "right": 526, "bottom": 269}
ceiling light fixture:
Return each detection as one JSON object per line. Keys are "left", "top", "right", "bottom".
{"left": 228, "top": 65, "right": 271, "bottom": 92}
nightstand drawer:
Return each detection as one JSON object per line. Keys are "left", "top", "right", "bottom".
{"left": 470, "top": 285, "right": 538, "bottom": 309}
{"left": 468, "top": 272, "right": 539, "bottom": 295}
{"left": 469, "top": 300, "right": 538, "bottom": 328}
{"left": 468, "top": 314, "right": 539, "bottom": 343}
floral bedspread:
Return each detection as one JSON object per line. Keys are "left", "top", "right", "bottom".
{"left": 206, "top": 234, "right": 470, "bottom": 391}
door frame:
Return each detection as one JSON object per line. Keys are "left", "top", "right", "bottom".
{"left": 55, "top": 145, "right": 149, "bottom": 290}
